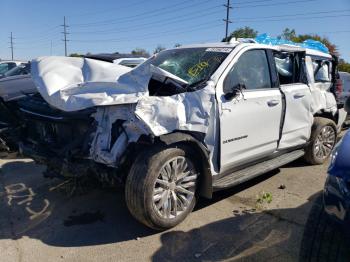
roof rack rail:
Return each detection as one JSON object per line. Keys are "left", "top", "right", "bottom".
{"left": 229, "top": 38, "right": 257, "bottom": 44}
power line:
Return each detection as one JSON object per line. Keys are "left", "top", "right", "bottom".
{"left": 70, "top": 9, "right": 350, "bottom": 39}
{"left": 70, "top": 20, "right": 222, "bottom": 43}
{"left": 61, "top": 16, "right": 69, "bottom": 56}
{"left": 70, "top": 7, "right": 223, "bottom": 35}
{"left": 235, "top": 9, "right": 350, "bottom": 21}
{"left": 223, "top": 0, "right": 232, "bottom": 39}
{"left": 70, "top": 12, "right": 350, "bottom": 44}
{"left": 234, "top": 0, "right": 317, "bottom": 9}
{"left": 234, "top": 13, "right": 350, "bottom": 23}
{"left": 70, "top": 0, "right": 213, "bottom": 28}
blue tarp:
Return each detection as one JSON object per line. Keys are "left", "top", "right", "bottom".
{"left": 255, "top": 33, "right": 329, "bottom": 54}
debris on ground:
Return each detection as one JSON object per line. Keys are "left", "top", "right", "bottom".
{"left": 278, "top": 184, "right": 286, "bottom": 190}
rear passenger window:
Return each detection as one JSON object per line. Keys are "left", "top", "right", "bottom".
{"left": 224, "top": 49, "right": 271, "bottom": 93}
{"left": 313, "top": 60, "right": 331, "bottom": 82}
{"left": 274, "top": 52, "right": 305, "bottom": 85}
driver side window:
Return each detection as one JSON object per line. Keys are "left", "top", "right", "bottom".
{"left": 224, "top": 49, "right": 271, "bottom": 94}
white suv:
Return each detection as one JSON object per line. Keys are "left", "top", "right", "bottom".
{"left": 15, "top": 41, "right": 346, "bottom": 230}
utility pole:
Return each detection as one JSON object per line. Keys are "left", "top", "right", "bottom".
{"left": 223, "top": 0, "right": 232, "bottom": 40}
{"left": 61, "top": 16, "right": 69, "bottom": 56}
{"left": 9, "top": 32, "right": 14, "bottom": 60}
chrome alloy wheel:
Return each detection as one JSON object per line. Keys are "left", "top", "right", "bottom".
{"left": 314, "top": 126, "right": 336, "bottom": 160}
{"left": 152, "top": 156, "right": 197, "bottom": 219}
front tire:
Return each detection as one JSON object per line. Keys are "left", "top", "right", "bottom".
{"left": 304, "top": 117, "right": 337, "bottom": 165}
{"left": 125, "top": 144, "right": 199, "bottom": 230}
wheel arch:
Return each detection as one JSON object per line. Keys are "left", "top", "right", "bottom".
{"left": 157, "top": 131, "right": 213, "bottom": 199}
{"left": 313, "top": 110, "right": 338, "bottom": 125}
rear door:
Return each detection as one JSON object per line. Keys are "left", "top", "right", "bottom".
{"left": 217, "top": 48, "right": 283, "bottom": 172}
{"left": 275, "top": 51, "right": 313, "bottom": 149}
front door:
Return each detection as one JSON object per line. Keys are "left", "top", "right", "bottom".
{"left": 217, "top": 49, "right": 283, "bottom": 172}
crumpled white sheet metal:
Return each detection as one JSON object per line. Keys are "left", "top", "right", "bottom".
{"left": 31, "top": 56, "right": 151, "bottom": 112}
{"left": 88, "top": 86, "right": 217, "bottom": 170}
{"left": 135, "top": 84, "right": 214, "bottom": 136}
{"left": 32, "top": 57, "right": 216, "bottom": 170}
{"left": 305, "top": 56, "right": 338, "bottom": 117}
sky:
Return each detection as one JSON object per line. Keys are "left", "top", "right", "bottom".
{"left": 1, "top": 0, "right": 350, "bottom": 61}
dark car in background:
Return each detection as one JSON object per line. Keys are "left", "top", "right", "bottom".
{"left": 84, "top": 53, "right": 147, "bottom": 67}
{"left": 0, "top": 60, "right": 26, "bottom": 76}
{"left": 0, "top": 62, "right": 30, "bottom": 79}
{"left": 324, "top": 109, "right": 350, "bottom": 228}
{"left": 301, "top": 98, "right": 350, "bottom": 261}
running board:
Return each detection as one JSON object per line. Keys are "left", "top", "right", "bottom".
{"left": 213, "top": 150, "right": 305, "bottom": 190}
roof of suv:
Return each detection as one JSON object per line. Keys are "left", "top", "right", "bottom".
{"left": 178, "top": 41, "right": 332, "bottom": 59}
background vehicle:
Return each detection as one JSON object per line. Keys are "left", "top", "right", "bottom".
{"left": 84, "top": 53, "right": 147, "bottom": 67}
{"left": 338, "top": 72, "right": 350, "bottom": 105}
{"left": 0, "top": 62, "right": 31, "bottom": 79}
{"left": 0, "top": 60, "right": 25, "bottom": 76}
{"left": 338, "top": 72, "right": 350, "bottom": 126}
{"left": 0, "top": 41, "right": 346, "bottom": 229}
{"left": 301, "top": 98, "right": 350, "bottom": 261}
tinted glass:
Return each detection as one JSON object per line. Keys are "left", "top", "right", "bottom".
{"left": 224, "top": 49, "right": 271, "bottom": 93}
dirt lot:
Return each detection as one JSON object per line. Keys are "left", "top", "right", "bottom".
{"left": 0, "top": 144, "right": 346, "bottom": 262}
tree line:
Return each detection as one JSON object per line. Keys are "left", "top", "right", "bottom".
{"left": 222, "top": 26, "right": 349, "bottom": 73}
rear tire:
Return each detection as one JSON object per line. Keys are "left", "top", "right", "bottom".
{"left": 125, "top": 144, "right": 199, "bottom": 230}
{"left": 304, "top": 117, "right": 337, "bottom": 165}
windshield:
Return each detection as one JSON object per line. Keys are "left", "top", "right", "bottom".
{"left": 4, "top": 63, "right": 30, "bottom": 77}
{"left": 147, "top": 47, "right": 232, "bottom": 85}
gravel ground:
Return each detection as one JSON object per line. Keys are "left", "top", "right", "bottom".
{"left": 0, "top": 141, "right": 348, "bottom": 261}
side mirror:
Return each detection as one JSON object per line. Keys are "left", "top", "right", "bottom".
{"left": 345, "top": 97, "right": 350, "bottom": 113}
{"left": 224, "top": 83, "right": 246, "bottom": 101}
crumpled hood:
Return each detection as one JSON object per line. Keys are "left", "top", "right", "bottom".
{"left": 31, "top": 56, "right": 156, "bottom": 112}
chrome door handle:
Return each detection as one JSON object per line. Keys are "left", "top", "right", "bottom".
{"left": 294, "top": 93, "right": 305, "bottom": 99}
{"left": 267, "top": 100, "right": 280, "bottom": 106}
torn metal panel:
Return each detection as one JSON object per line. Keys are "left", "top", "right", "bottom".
{"left": 135, "top": 83, "right": 214, "bottom": 136}
{"left": 89, "top": 85, "right": 217, "bottom": 169}
{"left": 305, "top": 56, "right": 338, "bottom": 116}
{"left": 89, "top": 104, "right": 148, "bottom": 166}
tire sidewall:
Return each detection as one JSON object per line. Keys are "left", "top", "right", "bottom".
{"left": 141, "top": 145, "right": 199, "bottom": 229}
{"left": 309, "top": 120, "right": 337, "bottom": 165}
